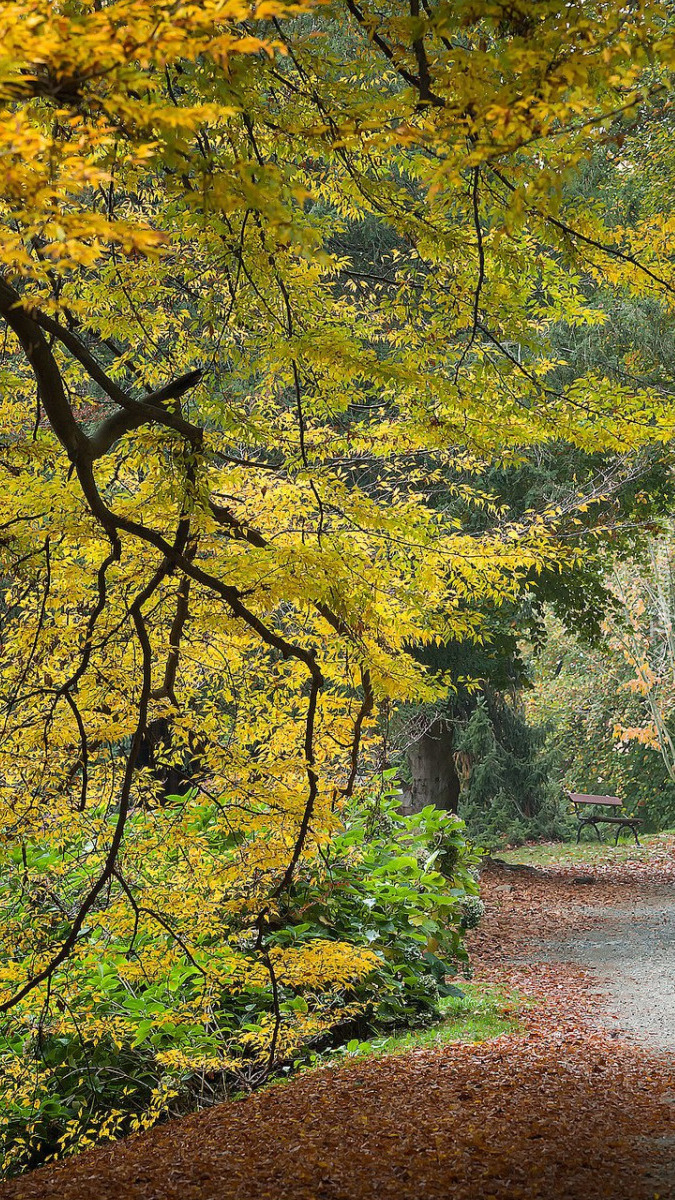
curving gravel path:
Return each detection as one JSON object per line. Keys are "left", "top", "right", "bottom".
{"left": 533, "top": 887, "right": 675, "bottom": 1052}
{"left": 485, "top": 862, "right": 675, "bottom": 1195}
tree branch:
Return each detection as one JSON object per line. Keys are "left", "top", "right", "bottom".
{"left": 0, "top": 277, "right": 203, "bottom": 457}
{"left": 0, "top": 580, "right": 157, "bottom": 1014}
{"left": 0, "top": 280, "right": 88, "bottom": 460}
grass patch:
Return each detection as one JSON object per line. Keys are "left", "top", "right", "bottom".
{"left": 496, "top": 831, "right": 675, "bottom": 869}
{"left": 321, "top": 982, "right": 521, "bottom": 1064}
{"left": 250, "top": 984, "right": 523, "bottom": 1100}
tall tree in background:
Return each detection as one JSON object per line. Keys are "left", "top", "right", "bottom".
{"left": 398, "top": 442, "right": 674, "bottom": 836}
{"left": 397, "top": 87, "right": 675, "bottom": 831}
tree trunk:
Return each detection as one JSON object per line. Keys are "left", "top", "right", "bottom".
{"left": 137, "top": 716, "right": 201, "bottom": 803}
{"left": 405, "top": 720, "right": 460, "bottom": 814}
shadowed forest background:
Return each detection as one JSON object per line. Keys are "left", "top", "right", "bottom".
{"left": 3, "top": 0, "right": 675, "bottom": 1187}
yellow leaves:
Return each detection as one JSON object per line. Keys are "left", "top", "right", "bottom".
{"left": 0, "top": 0, "right": 314, "bottom": 286}
{"left": 0, "top": 0, "right": 290, "bottom": 86}
{"left": 269, "top": 939, "right": 379, "bottom": 988}
{"left": 615, "top": 722, "right": 661, "bottom": 749}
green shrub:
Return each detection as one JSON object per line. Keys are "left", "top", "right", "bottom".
{"left": 0, "top": 783, "right": 478, "bottom": 1176}
{"left": 291, "top": 789, "right": 479, "bottom": 1033}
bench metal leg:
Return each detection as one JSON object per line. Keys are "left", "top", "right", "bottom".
{"left": 577, "top": 818, "right": 603, "bottom": 844}
{"left": 614, "top": 822, "right": 641, "bottom": 846}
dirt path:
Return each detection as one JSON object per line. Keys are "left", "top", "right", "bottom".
{"left": 530, "top": 887, "right": 675, "bottom": 1052}
{"left": 478, "top": 864, "right": 675, "bottom": 1197}
{"left": 3, "top": 849, "right": 675, "bottom": 1200}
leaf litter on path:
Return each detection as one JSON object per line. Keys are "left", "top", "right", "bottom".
{"left": 3, "top": 849, "right": 675, "bottom": 1200}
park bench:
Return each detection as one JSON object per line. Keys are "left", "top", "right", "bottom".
{"left": 568, "top": 792, "right": 641, "bottom": 845}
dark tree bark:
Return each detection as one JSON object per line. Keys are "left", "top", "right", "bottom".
{"left": 405, "top": 719, "right": 460, "bottom": 814}
{"left": 136, "top": 716, "right": 208, "bottom": 803}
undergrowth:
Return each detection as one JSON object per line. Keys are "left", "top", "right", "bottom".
{"left": 498, "top": 832, "right": 675, "bottom": 868}
{"left": 329, "top": 982, "right": 522, "bottom": 1059}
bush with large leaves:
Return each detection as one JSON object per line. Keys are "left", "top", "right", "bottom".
{"left": 0, "top": 786, "right": 476, "bottom": 1177}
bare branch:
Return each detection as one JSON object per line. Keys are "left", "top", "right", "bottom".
{"left": 454, "top": 167, "right": 485, "bottom": 380}
{"left": 0, "top": 280, "right": 88, "bottom": 460}
{"left": 342, "top": 668, "right": 375, "bottom": 798}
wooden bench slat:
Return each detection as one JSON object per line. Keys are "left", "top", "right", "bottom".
{"left": 582, "top": 815, "right": 642, "bottom": 825}
{"left": 569, "top": 793, "right": 622, "bottom": 807}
